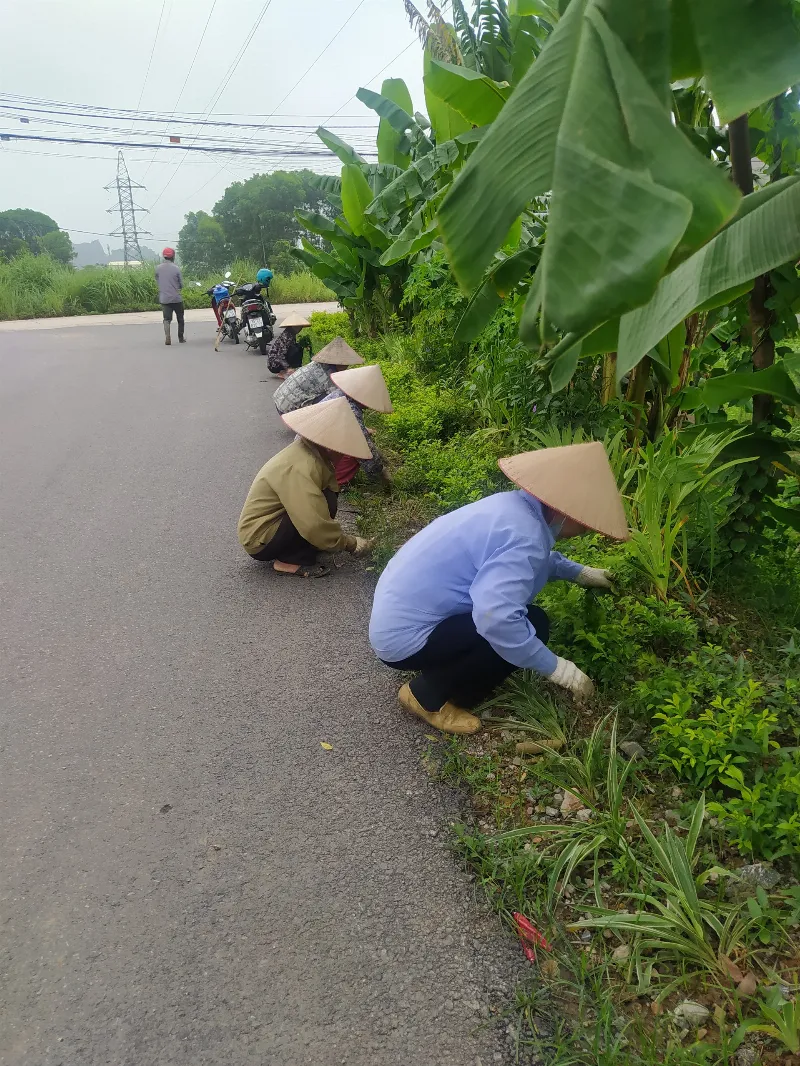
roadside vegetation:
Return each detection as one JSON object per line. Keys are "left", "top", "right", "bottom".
{"left": 0, "top": 253, "right": 334, "bottom": 321}
{"left": 299, "top": 0, "right": 800, "bottom": 1061}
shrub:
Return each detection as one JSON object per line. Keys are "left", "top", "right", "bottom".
{"left": 653, "top": 681, "right": 779, "bottom": 788}
{"left": 710, "top": 751, "right": 800, "bottom": 864}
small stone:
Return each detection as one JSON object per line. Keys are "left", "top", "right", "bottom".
{"left": 696, "top": 1028, "right": 708, "bottom": 1040}
{"left": 734, "top": 1046, "right": 759, "bottom": 1066}
{"left": 560, "top": 790, "right": 585, "bottom": 815}
{"left": 612, "top": 944, "right": 630, "bottom": 961}
{"left": 673, "top": 1001, "right": 710, "bottom": 1028}
{"left": 620, "top": 740, "right": 646, "bottom": 760}
{"left": 737, "top": 973, "right": 758, "bottom": 998}
{"left": 726, "top": 863, "right": 781, "bottom": 899}
{"left": 576, "top": 808, "right": 593, "bottom": 822}
{"left": 545, "top": 807, "right": 560, "bottom": 818}
{"left": 664, "top": 809, "right": 680, "bottom": 826}
{"left": 671, "top": 786, "right": 683, "bottom": 799}
{"left": 650, "top": 999, "right": 664, "bottom": 1016}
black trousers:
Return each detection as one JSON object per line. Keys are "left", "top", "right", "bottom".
{"left": 161, "top": 302, "right": 185, "bottom": 335}
{"left": 251, "top": 491, "right": 338, "bottom": 565}
{"left": 381, "top": 605, "right": 550, "bottom": 712}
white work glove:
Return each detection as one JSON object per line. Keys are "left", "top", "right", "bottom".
{"left": 353, "top": 536, "right": 376, "bottom": 556}
{"left": 548, "top": 657, "right": 595, "bottom": 703}
{"left": 575, "top": 566, "right": 614, "bottom": 591}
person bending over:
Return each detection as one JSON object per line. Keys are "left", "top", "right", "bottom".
{"left": 369, "top": 442, "right": 628, "bottom": 734}
{"left": 238, "top": 396, "right": 374, "bottom": 579}
{"left": 320, "top": 364, "right": 393, "bottom": 488}
{"left": 273, "top": 337, "right": 363, "bottom": 412}
{"left": 265, "top": 313, "right": 312, "bottom": 378}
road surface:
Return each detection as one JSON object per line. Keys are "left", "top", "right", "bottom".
{"left": 0, "top": 312, "right": 521, "bottom": 1066}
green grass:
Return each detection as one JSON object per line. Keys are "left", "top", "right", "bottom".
{"left": 0, "top": 252, "right": 335, "bottom": 321}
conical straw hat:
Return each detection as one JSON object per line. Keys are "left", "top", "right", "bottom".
{"left": 498, "top": 442, "right": 629, "bottom": 540}
{"left": 312, "top": 336, "right": 365, "bottom": 366}
{"left": 278, "top": 311, "right": 310, "bottom": 328}
{"left": 281, "top": 395, "right": 372, "bottom": 460}
{"left": 330, "top": 364, "right": 393, "bottom": 413}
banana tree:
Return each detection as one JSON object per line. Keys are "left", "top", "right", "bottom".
{"left": 439, "top": 0, "right": 800, "bottom": 353}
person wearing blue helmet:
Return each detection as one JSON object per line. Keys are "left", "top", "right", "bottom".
{"left": 256, "top": 267, "right": 273, "bottom": 288}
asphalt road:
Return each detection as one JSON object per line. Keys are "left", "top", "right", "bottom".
{"left": 0, "top": 313, "right": 522, "bottom": 1066}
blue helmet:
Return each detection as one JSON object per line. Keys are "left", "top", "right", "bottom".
{"left": 256, "top": 268, "right": 273, "bottom": 284}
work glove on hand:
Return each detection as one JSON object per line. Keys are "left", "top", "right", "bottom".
{"left": 575, "top": 566, "right": 614, "bottom": 591}
{"left": 548, "top": 657, "right": 595, "bottom": 703}
{"left": 353, "top": 536, "right": 376, "bottom": 556}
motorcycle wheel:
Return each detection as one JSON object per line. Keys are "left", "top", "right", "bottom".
{"left": 259, "top": 335, "right": 268, "bottom": 355}
{"left": 233, "top": 327, "right": 240, "bottom": 345}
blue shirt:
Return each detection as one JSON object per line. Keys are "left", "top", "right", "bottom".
{"left": 369, "top": 491, "right": 583, "bottom": 676}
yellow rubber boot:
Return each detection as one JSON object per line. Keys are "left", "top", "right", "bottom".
{"left": 398, "top": 683, "right": 481, "bottom": 735}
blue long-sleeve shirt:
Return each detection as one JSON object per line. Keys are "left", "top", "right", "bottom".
{"left": 369, "top": 491, "right": 583, "bottom": 676}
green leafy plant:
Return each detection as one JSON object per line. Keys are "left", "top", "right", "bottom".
{"left": 737, "top": 986, "right": 800, "bottom": 1054}
{"left": 625, "top": 430, "right": 747, "bottom": 600}
{"left": 498, "top": 717, "right": 640, "bottom": 904}
{"left": 709, "top": 750, "right": 800, "bottom": 865}
{"left": 653, "top": 681, "right": 779, "bottom": 788}
{"left": 569, "top": 798, "right": 750, "bottom": 990}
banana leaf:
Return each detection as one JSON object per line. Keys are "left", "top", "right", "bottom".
{"left": 357, "top": 82, "right": 417, "bottom": 168}
{"left": 316, "top": 127, "right": 366, "bottom": 166}
{"left": 365, "top": 140, "right": 461, "bottom": 224}
{"left": 682, "top": 365, "right": 800, "bottom": 413}
{"left": 439, "top": 0, "right": 738, "bottom": 336}
{"left": 685, "top": 0, "right": 800, "bottom": 124}
{"left": 424, "top": 58, "right": 510, "bottom": 126}
{"left": 340, "top": 164, "right": 389, "bottom": 249}
{"left": 617, "top": 177, "right": 800, "bottom": 381}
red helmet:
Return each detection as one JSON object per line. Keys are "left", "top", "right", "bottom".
{"left": 162, "top": 247, "right": 175, "bottom": 259}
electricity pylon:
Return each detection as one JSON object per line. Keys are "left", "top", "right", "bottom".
{"left": 105, "top": 151, "right": 150, "bottom": 266}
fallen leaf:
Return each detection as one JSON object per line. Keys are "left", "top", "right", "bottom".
{"left": 320, "top": 742, "right": 333, "bottom": 750}
{"left": 697, "top": 1028, "right": 708, "bottom": 1040}
{"left": 719, "top": 954, "right": 744, "bottom": 983}
{"left": 737, "top": 973, "right": 758, "bottom": 998}
{"left": 650, "top": 1000, "right": 664, "bottom": 1016}
{"left": 424, "top": 735, "right": 439, "bottom": 742}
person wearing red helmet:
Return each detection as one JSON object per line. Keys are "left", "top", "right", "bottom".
{"left": 155, "top": 247, "right": 185, "bottom": 345}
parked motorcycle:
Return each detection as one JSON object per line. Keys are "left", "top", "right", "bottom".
{"left": 234, "top": 281, "right": 276, "bottom": 354}
{"left": 208, "top": 272, "right": 239, "bottom": 348}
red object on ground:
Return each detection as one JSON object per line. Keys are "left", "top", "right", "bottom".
{"left": 513, "top": 912, "right": 552, "bottom": 962}
{"left": 334, "top": 453, "right": 359, "bottom": 487}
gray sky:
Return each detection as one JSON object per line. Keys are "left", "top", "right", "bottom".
{"left": 0, "top": 0, "right": 426, "bottom": 250}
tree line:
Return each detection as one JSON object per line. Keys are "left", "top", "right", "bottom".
{"left": 177, "top": 169, "right": 332, "bottom": 276}
{"left": 0, "top": 209, "right": 74, "bottom": 265}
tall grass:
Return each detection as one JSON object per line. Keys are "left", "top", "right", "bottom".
{"left": 0, "top": 253, "right": 335, "bottom": 321}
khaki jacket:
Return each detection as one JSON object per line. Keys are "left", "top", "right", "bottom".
{"left": 237, "top": 439, "right": 356, "bottom": 555}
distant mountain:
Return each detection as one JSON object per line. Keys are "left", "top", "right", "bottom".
{"left": 72, "top": 241, "right": 160, "bottom": 267}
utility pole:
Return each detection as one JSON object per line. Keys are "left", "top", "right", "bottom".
{"left": 105, "top": 151, "right": 150, "bottom": 266}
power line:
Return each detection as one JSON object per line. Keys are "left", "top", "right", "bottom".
{"left": 0, "top": 94, "right": 377, "bottom": 122}
{"left": 147, "top": 0, "right": 275, "bottom": 209}
{"left": 131, "top": 0, "right": 170, "bottom": 122}
{"left": 0, "top": 131, "right": 369, "bottom": 158}
{"left": 270, "top": 39, "right": 418, "bottom": 172}
{"left": 165, "top": 0, "right": 372, "bottom": 206}
{"left": 140, "top": 0, "right": 219, "bottom": 180}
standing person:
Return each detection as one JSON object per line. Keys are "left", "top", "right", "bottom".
{"left": 237, "top": 397, "right": 375, "bottom": 579}
{"left": 369, "top": 442, "right": 629, "bottom": 735}
{"left": 323, "top": 364, "right": 393, "bottom": 488}
{"left": 273, "top": 337, "right": 364, "bottom": 413}
{"left": 264, "top": 313, "right": 311, "bottom": 378}
{"left": 155, "top": 247, "right": 185, "bottom": 345}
